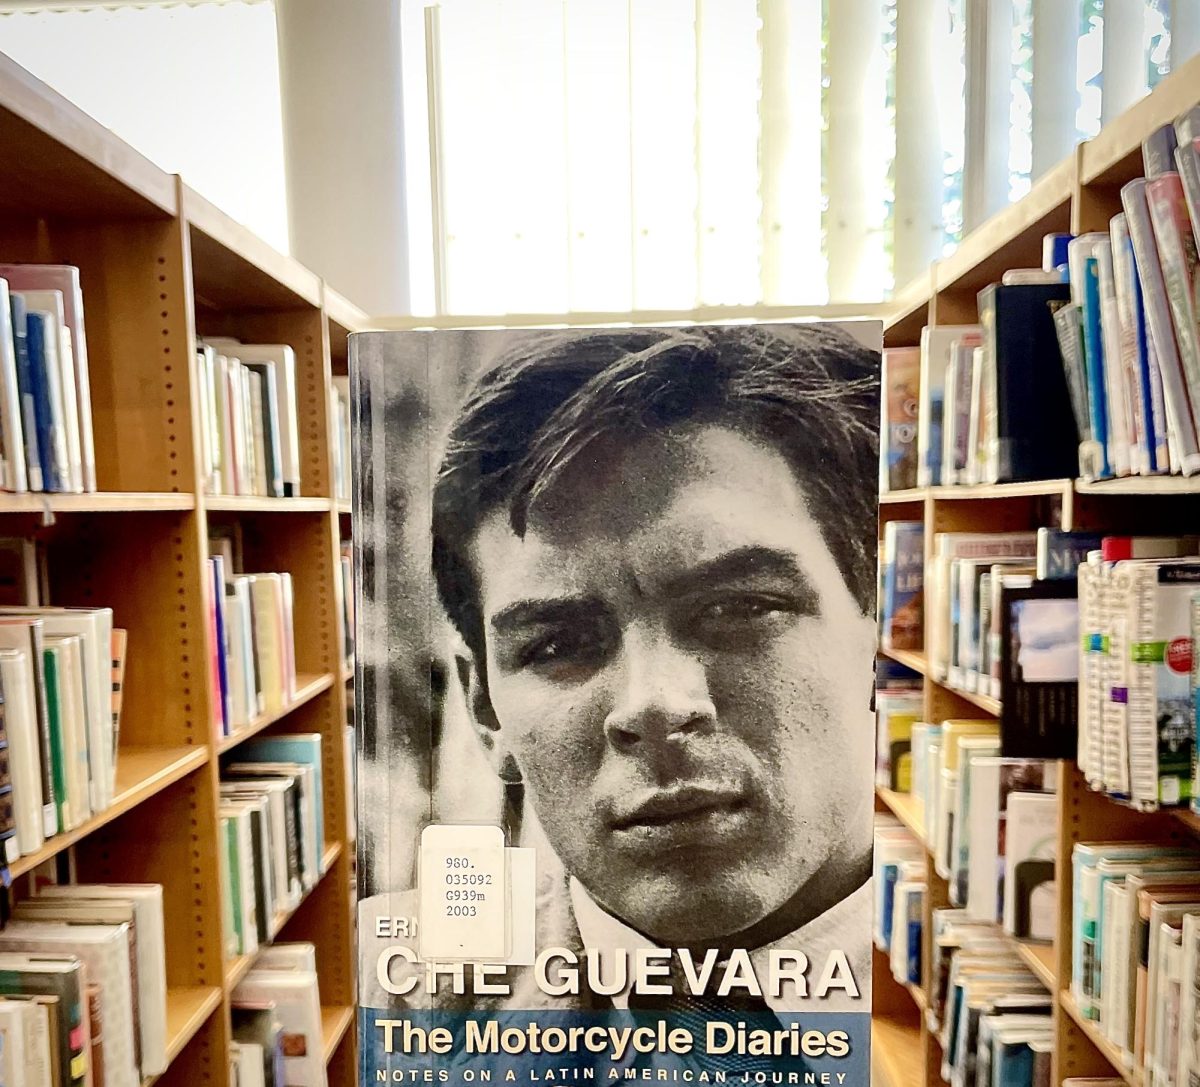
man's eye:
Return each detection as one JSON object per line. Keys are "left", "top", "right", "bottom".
{"left": 692, "top": 594, "right": 803, "bottom": 633}
{"left": 516, "top": 626, "right": 609, "bottom": 672}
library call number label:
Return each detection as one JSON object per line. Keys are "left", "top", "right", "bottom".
{"left": 418, "top": 824, "right": 508, "bottom": 960}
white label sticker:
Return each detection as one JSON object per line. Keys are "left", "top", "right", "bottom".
{"left": 418, "top": 824, "right": 508, "bottom": 961}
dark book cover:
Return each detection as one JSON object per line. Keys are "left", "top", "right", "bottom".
{"left": 0, "top": 955, "right": 88, "bottom": 1086}
{"left": 999, "top": 580, "right": 1079, "bottom": 758}
{"left": 977, "top": 282, "right": 1077, "bottom": 483}
{"left": 7, "top": 294, "right": 42, "bottom": 492}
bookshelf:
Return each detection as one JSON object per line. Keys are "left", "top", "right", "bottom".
{"left": 0, "top": 51, "right": 371, "bottom": 1086}
{"left": 875, "top": 49, "right": 1200, "bottom": 1087}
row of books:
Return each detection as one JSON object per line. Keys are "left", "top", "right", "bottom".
{"left": 876, "top": 688, "right": 1058, "bottom": 944}
{"left": 0, "top": 604, "right": 126, "bottom": 864}
{"left": 0, "top": 266, "right": 96, "bottom": 494}
{"left": 195, "top": 339, "right": 302, "bottom": 499}
{"left": 873, "top": 818, "right": 924, "bottom": 987}
{"left": 231, "top": 942, "right": 328, "bottom": 1087}
{"left": 0, "top": 880, "right": 167, "bottom": 1086}
{"left": 219, "top": 735, "right": 326, "bottom": 960}
{"left": 1070, "top": 841, "right": 1200, "bottom": 1087}
{"left": 1054, "top": 109, "right": 1200, "bottom": 479}
{"left": 879, "top": 93, "right": 1200, "bottom": 489}
{"left": 330, "top": 376, "right": 350, "bottom": 504}
{"left": 1077, "top": 534, "right": 1200, "bottom": 812}
{"left": 931, "top": 910, "right": 1052, "bottom": 1087}
{"left": 207, "top": 533, "right": 298, "bottom": 742}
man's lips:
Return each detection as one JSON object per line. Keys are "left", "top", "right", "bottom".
{"left": 608, "top": 784, "right": 747, "bottom": 830}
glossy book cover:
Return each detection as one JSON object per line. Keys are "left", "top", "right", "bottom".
{"left": 350, "top": 323, "right": 881, "bottom": 1084}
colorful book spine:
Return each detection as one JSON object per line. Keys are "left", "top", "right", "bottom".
{"left": 1081, "top": 257, "right": 1113, "bottom": 479}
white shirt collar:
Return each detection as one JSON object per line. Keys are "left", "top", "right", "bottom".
{"left": 568, "top": 876, "right": 871, "bottom": 1013}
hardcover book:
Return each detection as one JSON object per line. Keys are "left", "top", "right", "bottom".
{"left": 351, "top": 324, "right": 880, "bottom": 1082}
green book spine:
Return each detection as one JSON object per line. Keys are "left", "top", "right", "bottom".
{"left": 42, "top": 647, "right": 68, "bottom": 831}
{"left": 225, "top": 816, "right": 244, "bottom": 954}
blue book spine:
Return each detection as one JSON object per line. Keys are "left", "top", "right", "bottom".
{"left": 23, "top": 313, "right": 61, "bottom": 492}
{"left": 1081, "top": 258, "right": 1112, "bottom": 478}
{"left": 210, "top": 556, "right": 231, "bottom": 736}
{"left": 7, "top": 295, "right": 42, "bottom": 492}
{"left": 906, "top": 916, "right": 921, "bottom": 983}
{"left": 1128, "top": 235, "right": 1165, "bottom": 472}
{"left": 880, "top": 862, "right": 898, "bottom": 950}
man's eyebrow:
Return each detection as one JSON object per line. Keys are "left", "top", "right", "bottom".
{"left": 657, "top": 546, "right": 813, "bottom": 597}
{"left": 489, "top": 596, "right": 606, "bottom": 635}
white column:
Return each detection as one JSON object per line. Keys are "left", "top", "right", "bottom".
{"left": 275, "top": 0, "right": 411, "bottom": 316}
{"left": 963, "top": 0, "right": 1012, "bottom": 231}
{"left": 1172, "top": 0, "right": 1200, "bottom": 67}
{"left": 1101, "top": 0, "right": 1147, "bottom": 125}
{"left": 1031, "top": 0, "right": 1079, "bottom": 179}
{"left": 825, "top": 0, "right": 889, "bottom": 301}
{"left": 758, "top": 0, "right": 824, "bottom": 303}
{"left": 893, "top": 0, "right": 943, "bottom": 290}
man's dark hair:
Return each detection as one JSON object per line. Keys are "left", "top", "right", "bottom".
{"left": 432, "top": 324, "right": 880, "bottom": 660}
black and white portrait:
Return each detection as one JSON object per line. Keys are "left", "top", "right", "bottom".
{"left": 352, "top": 323, "right": 880, "bottom": 1026}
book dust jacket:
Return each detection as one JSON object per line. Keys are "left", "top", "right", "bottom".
{"left": 350, "top": 324, "right": 881, "bottom": 1086}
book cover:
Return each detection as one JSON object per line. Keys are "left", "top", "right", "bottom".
{"left": 1001, "top": 792, "right": 1056, "bottom": 942}
{"left": 999, "top": 581, "right": 1079, "bottom": 759}
{"left": 880, "top": 346, "right": 920, "bottom": 492}
{"left": 352, "top": 324, "right": 880, "bottom": 1082}
{"left": 1035, "top": 529, "right": 1103, "bottom": 581}
{"left": 881, "top": 521, "right": 923, "bottom": 652}
{"left": 976, "top": 282, "right": 1076, "bottom": 484}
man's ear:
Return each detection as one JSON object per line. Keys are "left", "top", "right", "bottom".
{"left": 454, "top": 646, "right": 512, "bottom": 777}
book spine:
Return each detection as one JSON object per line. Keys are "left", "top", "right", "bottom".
{"left": 1122, "top": 178, "right": 1200, "bottom": 472}
{"left": 7, "top": 296, "right": 42, "bottom": 492}
{"left": 1145, "top": 174, "right": 1200, "bottom": 442}
{"left": 1081, "top": 258, "right": 1113, "bottom": 478}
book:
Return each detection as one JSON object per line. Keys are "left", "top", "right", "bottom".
{"left": 881, "top": 520, "right": 923, "bottom": 652}
{"left": 976, "top": 282, "right": 1076, "bottom": 483}
{"left": 0, "top": 281, "right": 26, "bottom": 494}
{"left": 999, "top": 580, "right": 1079, "bottom": 758}
{"left": 1002, "top": 791, "right": 1056, "bottom": 942}
{"left": 918, "top": 325, "right": 981, "bottom": 486}
{"left": 0, "top": 266, "right": 95, "bottom": 492}
{"left": 881, "top": 346, "right": 920, "bottom": 492}
{"left": 1036, "top": 529, "right": 1103, "bottom": 580}
{"left": 0, "top": 952, "right": 88, "bottom": 1086}
{"left": 353, "top": 323, "right": 881, "bottom": 1074}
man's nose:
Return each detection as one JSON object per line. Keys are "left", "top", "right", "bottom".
{"left": 603, "top": 625, "right": 717, "bottom": 753}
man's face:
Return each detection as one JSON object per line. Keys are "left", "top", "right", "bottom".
{"left": 469, "top": 424, "right": 874, "bottom": 943}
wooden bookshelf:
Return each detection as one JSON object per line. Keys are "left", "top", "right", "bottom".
{"left": 879, "top": 52, "right": 1200, "bottom": 1087}
{"left": 0, "top": 55, "right": 367, "bottom": 1087}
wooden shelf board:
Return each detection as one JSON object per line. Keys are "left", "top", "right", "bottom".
{"left": 217, "top": 672, "right": 335, "bottom": 754}
{"left": 940, "top": 681, "right": 1002, "bottom": 717}
{"left": 322, "top": 840, "right": 344, "bottom": 873}
{"left": 0, "top": 52, "right": 176, "bottom": 219}
{"left": 0, "top": 492, "right": 195, "bottom": 514}
{"left": 1015, "top": 941, "right": 1056, "bottom": 989}
{"left": 321, "top": 998, "right": 352, "bottom": 1060}
{"left": 877, "top": 787, "right": 928, "bottom": 847}
{"left": 880, "top": 646, "right": 928, "bottom": 676}
{"left": 322, "top": 1005, "right": 354, "bottom": 1063}
{"left": 1075, "top": 475, "right": 1200, "bottom": 496}
{"left": 931, "top": 479, "right": 1074, "bottom": 501}
{"left": 935, "top": 153, "right": 1075, "bottom": 297}
{"left": 1060, "top": 991, "right": 1139, "bottom": 1087}
{"left": 884, "top": 271, "right": 933, "bottom": 346}
{"left": 141, "top": 985, "right": 223, "bottom": 1085}
{"left": 184, "top": 183, "right": 322, "bottom": 312}
{"left": 872, "top": 1015, "right": 924, "bottom": 1087}
{"left": 881, "top": 487, "right": 928, "bottom": 505}
{"left": 905, "top": 982, "right": 928, "bottom": 1013}
{"left": 1172, "top": 808, "right": 1200, "bottom": 836}
{"left": 205, "top": 495, "right": 333, "bottom": 513}
{"left": 12, "top": 745, "right": 208, "bottom": 879}
{"left": 341, "top": 666, "right": 354, "bottom": 684}
{"left": 1081, "top": 51, "right": 1200, "bottom": 187}
{"left": 336, "top": 499, "right": 352, "bottom": 515}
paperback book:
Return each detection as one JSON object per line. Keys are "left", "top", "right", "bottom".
{"left": 351, "top": 324, "right": 881, "bottom": 1082}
